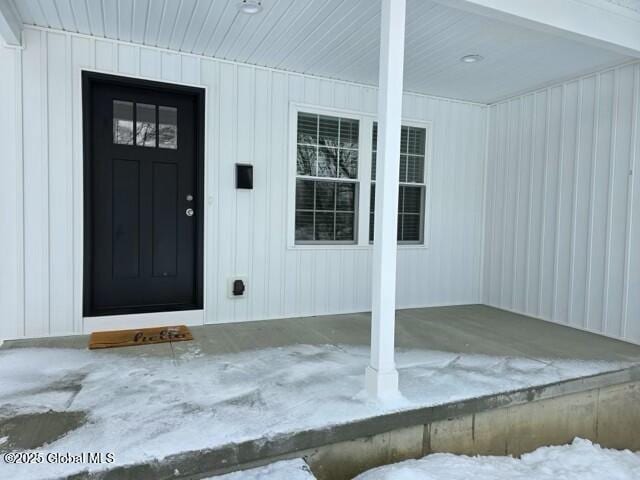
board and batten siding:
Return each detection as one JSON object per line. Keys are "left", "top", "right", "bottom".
{"left": 0, "top": 27, "right": 486, "bottom": 340}
{"left": 483, "top": 62, "right": 640, "bottom": 344}
{"left": 0, "top": 45, "right": 23, "bottom": 340}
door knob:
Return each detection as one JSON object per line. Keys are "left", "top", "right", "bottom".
{"left": 186, "top": 208, "right": 194, "bottom": 217}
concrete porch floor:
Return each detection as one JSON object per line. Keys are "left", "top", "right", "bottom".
{"left": 4, "top": 305, "right": 640, "bottom": 363}
{"left": 2, "top": 305, "right": 640, "bottom": 480}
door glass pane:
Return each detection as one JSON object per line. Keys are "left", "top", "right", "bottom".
{"left": 159, "top": 106, "right": 178, "bottom": 149}
{"left": 113, "top": 100, "right": 133, "bottom": 145}
{"left": 136, "top": 103, "right": 157, "bottom": 147}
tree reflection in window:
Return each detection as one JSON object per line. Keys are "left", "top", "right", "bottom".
{"left": 295, "top": 112, "right": 359, "bottom": 243}
{"left": 136, "top": 103, "right": 156, "bottom": 147}
{"left": 113, "top": 101, "right": 177, "bottom": 150}
{"left": 113, "top": 100, "right": 134, "bottom": 145}
{"left": 159, "top": 106, "right": 177, "bottom": 149}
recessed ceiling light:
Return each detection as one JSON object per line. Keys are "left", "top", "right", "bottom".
{"left": 238, "top": 0, "right": 262, "bottom": 14}
{"left": 460, "top": 54, "right": 484, "bottom": 63}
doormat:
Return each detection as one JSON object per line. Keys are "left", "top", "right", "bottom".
{"left": 88, "top": 325, "right": 193, "bottom": 350}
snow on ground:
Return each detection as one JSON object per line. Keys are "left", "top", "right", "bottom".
{"left": 206, "top": 458, "right": 315, "bottom": 479}
{"left": 354, "top": 438, "right": 640, "bottom": 480}
{"left": 0, "top": 343, "right": 631, "bottom": 479}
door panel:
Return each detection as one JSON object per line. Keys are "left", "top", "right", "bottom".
{"left": 152, "top": 162, "right": 178, "bottom": 278}
{"left": 112, "top": 159, "right": 140, "bottom": 279}
{"left": 83, "top": 72, "right": 204, "bottom": 317}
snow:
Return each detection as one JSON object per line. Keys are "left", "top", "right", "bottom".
{"left": 205, "top": 458, "right": 315, "bottom": 479}
{"left": 354, "top": 438, "right": 640, "bottom": 480}
{"left": 0, "top": 343, "right": 631, "bottom": 479}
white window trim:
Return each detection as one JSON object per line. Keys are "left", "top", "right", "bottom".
{"left": 287, "top": 102, "right": 432, "bottom": 251}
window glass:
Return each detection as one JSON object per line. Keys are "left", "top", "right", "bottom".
{"left": 159, "top": 106, "right": 178, "bottom": 149}
{"left": 113, "top": 100, "right": 134, "bottom": 145}
{"left": 297, "top": 113, "right": 318, "bottom": 144}
{"left": 136, "top": 103, "right": 157, "bottom": 147}
{"left": 339, "top": 118, "right": 359, "bottom": 149}
{"left": 295, "top": 111, "right": 359, "bottom": 243}
{"left": 339, "top": 149, "right": 358, "bottom": 179}
{"left": 370, "top": 123, "right": 427, "bottom": 243}
{"left": 297, "top": 145, "right": 316, "bottom": 176}
{"left": 294, "top": 179, "right": 356, "bottom": 242}
{"left": 317, "top": 146, "right": 338, "bottom": 177}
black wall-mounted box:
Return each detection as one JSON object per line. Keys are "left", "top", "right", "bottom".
{"left": 236, "top": 164, "right": 253, "bottom": 189}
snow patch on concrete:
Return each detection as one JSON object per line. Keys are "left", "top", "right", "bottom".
{"left": 0, "top": 344, "right": 631, "bottom": 479}
{"left": 207, "top": 458, "right": 315, "bottom": 479}
{"left": 355, "top": 438, "right": 640, "bottom": 480}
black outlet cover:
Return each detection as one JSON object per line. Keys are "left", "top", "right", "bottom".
{"left": 233, "top": 279, "right": 245, "bottom": 296}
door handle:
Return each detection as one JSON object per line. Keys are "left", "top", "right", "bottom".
{"left": 186, "top": 208, "right": 194, "bottom": 217}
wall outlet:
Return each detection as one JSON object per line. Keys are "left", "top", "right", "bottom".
{"left": 228, "top": 276, "right": 248, "bottom": 299}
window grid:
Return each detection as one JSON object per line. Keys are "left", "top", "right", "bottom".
{"left": 113, "top": 100, "right": 178, "bottom": 150}
{"left": 370, "top": 123, "right": 426, "bottom": 243}
{"left": 295, "top": 180, "right": 356, "bottom": 242}
{"left": 295, "top": 112, "right": 359, "bottom": 244}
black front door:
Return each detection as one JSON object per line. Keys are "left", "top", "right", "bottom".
{"left": 83, "top": 72, "right": 204, "bottom": 317}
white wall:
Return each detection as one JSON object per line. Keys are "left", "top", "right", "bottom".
{"left": 0, "top": 27, "right": 487, "bottom": 340}
{"left": 484, "top": 62, "right": 640, "bottom": 344}
{"left": 0, "top": 46, "right": 22, "bottom": 340}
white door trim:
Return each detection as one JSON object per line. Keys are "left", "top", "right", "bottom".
{"left": 76, "top": 66, "right": 209, "bottom": 333}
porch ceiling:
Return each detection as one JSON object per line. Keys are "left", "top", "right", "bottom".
{"left": 12, "top": 0, "right": 637, "bottom": 103}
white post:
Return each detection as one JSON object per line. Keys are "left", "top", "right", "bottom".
{"left": 366, "top": 0, "right": 406, "bottom": 399}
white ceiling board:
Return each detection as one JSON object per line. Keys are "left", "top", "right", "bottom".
{"left": 12, "top": 0, "right": 635, "bottom": 103}
{"left": 440, "top": 0, "right": 640, "bottom": 58}
{"left": 598, "top": 0, "right": 640, "bottom": 14}
{"left": 0, "top": 0, "right": 21, "bottom": 45}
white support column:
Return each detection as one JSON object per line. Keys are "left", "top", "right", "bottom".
{"left": 366, "top": 0, "right": 406, "bottom": 399}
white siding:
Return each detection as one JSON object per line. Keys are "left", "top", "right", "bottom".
{"left": 484, "top": 62, "right": 640, "bottom": 344}
{"left": 0, "top": 28, "right": 486, "bottom": 340}
{"left": 0, "top": 46, "right": 23, "bottom": 340}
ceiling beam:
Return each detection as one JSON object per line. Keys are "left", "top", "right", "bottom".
{"left": 0, "top": 0, "right": 21, "bottom": 46}
{"left": 435, "top": 0, "right": 640, "bottom": 58}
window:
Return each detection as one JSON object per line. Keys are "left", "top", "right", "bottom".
{"left": 295, "top": 112, "right": 359, "bottom": 243}
{"left": 113, "top": 100, "right": 134, "bottom": 145}
{"left": 159, "top": 106, "right": 178, "bottom": 149}
{"left": 136, "top": 103, "right": 156, "bottom": 147}
{"left": 113, "top": 100, "right": 177, "bottom": 149}
{"left": 370, "top": 123, "right": 426, "bottom": 243}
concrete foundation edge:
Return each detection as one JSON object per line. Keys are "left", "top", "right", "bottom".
{"left": 72, "top": 366, "right": 640, "bottom": 480}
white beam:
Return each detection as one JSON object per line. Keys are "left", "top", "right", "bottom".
{"left": 436, "top": 0, "right": 640, "bottom": 57}
{"left": 0, "top": 0, "right": 20, "bottom": 46}
{"left": 366, "top": 0, "right": 406, "bottom": 399}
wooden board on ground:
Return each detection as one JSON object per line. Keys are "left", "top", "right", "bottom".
{"left": 89, "top": 325, "right": 193, "bottom": 349}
